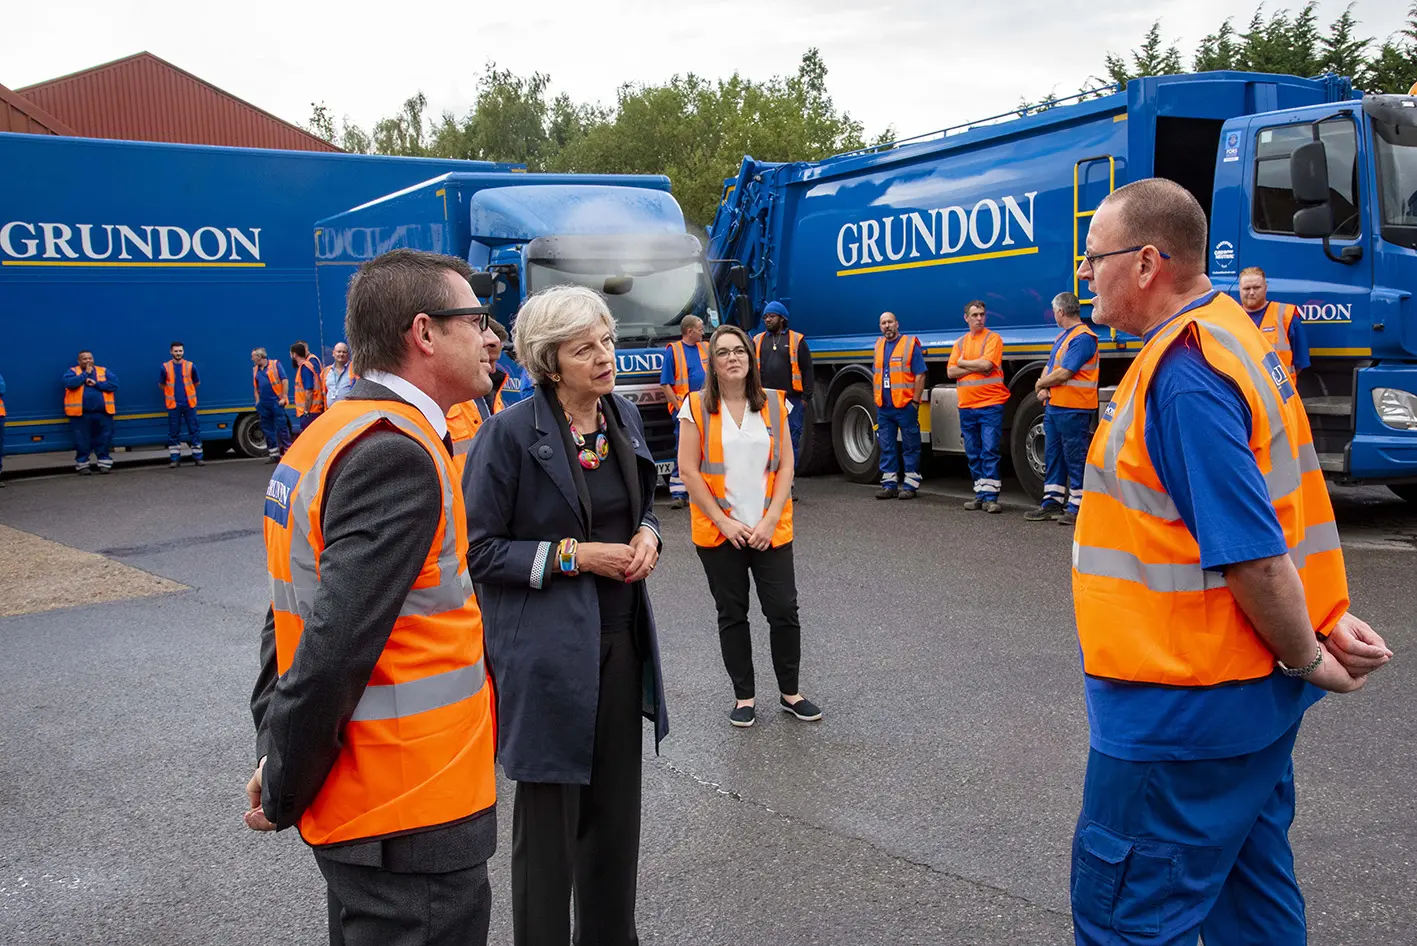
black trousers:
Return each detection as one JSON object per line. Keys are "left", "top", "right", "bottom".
{"left": 696, "top": 541, "right": 801, "bottom": 700}
{"left": 318, "top": 856, "right": 491, "bottom": 946}
{"left": 511, "top": 628, "right": 643, "bottom": 946}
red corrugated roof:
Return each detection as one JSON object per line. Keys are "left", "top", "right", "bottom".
{"left": 16, "top": 51, "right": 340, "bottom": 152}
{"left": 0, "top": 82, "right": 77, "bottom": 135}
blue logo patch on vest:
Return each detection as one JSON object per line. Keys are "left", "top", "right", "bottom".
{"left": 1103, "top": 401, "right": 1117, "bottom": 421}
{"left": 264, "top": 464, "right": 301, "bottom": 527}
{"left": 1262, "top": 350, "right": 1296, "bottom": 402}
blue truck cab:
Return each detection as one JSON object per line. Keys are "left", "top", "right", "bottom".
{"left": 314, "top": 173, "right": 722, "bottom": 466}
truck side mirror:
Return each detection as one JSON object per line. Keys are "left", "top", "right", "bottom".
{"left": 603, "top": 275, "right": 634, "bottom": 295}
{"left": 468, "top": 272, "right": 496, "bottom": 298}
{"left": 728, "top": 265, "right": 748, "bottom": 292}
{"left": 734, "top": 296, "right": 753, "bottom": 328}
{"left": 1290, "top": 141, "right": 1335, "bottom": 238}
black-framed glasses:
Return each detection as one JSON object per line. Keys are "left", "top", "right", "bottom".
{"left": 426, "top": 306, "right": 491, "bottom": 331}
{"left": 1081, "top": 245, "right": 1171, "bottom": 268}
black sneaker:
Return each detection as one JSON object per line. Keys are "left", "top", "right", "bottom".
{"left": 875, "top": 487, "right": 898, "bottom": 500}
{"left": 195, "top": 458, "right": 206, "bottom": 467}
{"left": 169, "top": 459, "right": 180, "bottom": 469}
{"left": 78, "top": 467, "right": 92, "bottom": 476}
{"left": 963, "top": 498, "right": 982, "bottom": 510}
{"left": 982, "top": 501, "right": 1002, "bottom": 514}
{"left": 897, "top": 489, "right": 917, "bottom": 500}
{"left": 669, "top": 496, "right": 687, "bottom": 510}
{"left": 729, "top": 704, "right": 756, "bottom": 728}
{"left": 1058, "top": 510, "right": 1078, "bottom": 526}
{"left": 266, "top": 455, "right": 280, "bottom": 464}
{"left": 97, "top": 466, "right": 111, "bottom": 475}
{"left": 780, "top": 696, "right": 822, "bottom": 721}
{"left": 1024, "top": 504, "right": 1062, "bottom": 521}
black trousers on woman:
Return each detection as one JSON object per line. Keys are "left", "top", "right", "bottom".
{"left": 696, "top": 541, "right": 801, "bottom": 700}
{"left": 511, "top": 628, "right": 643, "bottom": 946}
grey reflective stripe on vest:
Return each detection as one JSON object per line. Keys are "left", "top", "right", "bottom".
{"left": 452, "top": 438, "right": 473, "bottom": 457}
{"left": 1063, "top": 378, "right": 1099, "bottom": 389}
{"left": 1290, "top": 519, "right": 1342, "bottom": 570}
{"left": 350, "top": 659, "right": 487, "bottom": 722}
{"left": 400, "top": 569, "right": 476, "bottom": 618}
{"left": 1268, "top": 304, "right": 1292, "bottom": 353}
{"left": 765, "top": 395, "right": 783, "bottom": 473}
{"left": 1082, "top": 463, "right": 1180, "bottom": 521}
{"left": 1072, "top": 542, "right": 1229, "bottom": 593}
{"left": 957, "top": 377, "right": 1001, "bottom": 387}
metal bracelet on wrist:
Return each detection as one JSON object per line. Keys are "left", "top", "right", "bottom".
{"left": 1278, "top": 643, "right": 1324, "bottom": 678}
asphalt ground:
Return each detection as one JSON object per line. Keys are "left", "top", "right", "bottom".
{"left": 1, "top": 455, "right": 1414, "bottom": 945}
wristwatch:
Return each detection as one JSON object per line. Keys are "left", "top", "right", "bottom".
{"left": 1277, "top": 643, "right": 1324, "bottom": 677}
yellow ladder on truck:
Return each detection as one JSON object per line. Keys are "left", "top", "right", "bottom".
{"left": 1073, "top": 155, "right": 1116, "bottom": 308}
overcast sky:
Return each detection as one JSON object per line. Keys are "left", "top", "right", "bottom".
{"left": 4, "top": 1, "right": 1413, "bottom": 145}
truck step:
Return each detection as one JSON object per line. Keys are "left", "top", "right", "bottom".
{"left": 1303, "top": 397, "right": 1353, "bottom": 417}
{"left": 1317, "top": 453, "right": 1347, "bottom": 473}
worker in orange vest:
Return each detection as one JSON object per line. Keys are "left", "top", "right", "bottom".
{"left": 290, "top": 341, "right": 327, "bottom": 434}
{"left": 947, "top": 301, "right": 1008, "bottom": 512}
{"left": 159, "top": 341, "right": 204, "bottom": 468}
{"left": 1237, "top": 266, "right": 1309, "bottom": 382}
{"left": 62, "top": 350, "right": 118, "bottom": 475}
{"left": 0, "top": 369, "right": 7, "bottom": 487}
{"left": 1070, "top": 178, "right": 1392, "bottom": 945}
{"left": 873, "top": 312, "right": 926, "bottom": 499}
{"left": 252, "top": 347, "right": 292, "bottom": 462}
{"left": 754, "top": 301, "right": 813, "bottom": 456}
{"left": 1026, "top": 293, "right": 1097, "bottom": 524}
{"left": 659, "top": 315, "right": 708, "bottom": 508}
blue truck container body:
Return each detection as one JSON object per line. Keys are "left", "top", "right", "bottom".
{"left": 707, "top": 70, "right": 1417, "bottom": 502}
{"left": 0, "top": 132, "right": 517, "bottom": 459}
{"left": 315, "top": 172, "right": 722, "bottom": 466}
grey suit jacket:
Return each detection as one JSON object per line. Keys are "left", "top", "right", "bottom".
{"left": 250, "top": 379, "right": 496, "bottom": 872}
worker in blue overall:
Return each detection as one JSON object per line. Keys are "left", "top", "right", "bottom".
{"left": 947, "top": 301, "right": 1008, "bottom": 512}
{"left": 251, "top": 346, "right": 291, "bottom": 462}
{"left": 873, "top": 311, "right": 926, "bottom": 499}
{"left": 63, "top": 351, "right": 118, "bottom": 475}
{"left": 1071, "top": 178, "right": 1392, "bottom": 946}
{"left": 659, "top": 315, "right": 708, "bottom": 509}
{"left": 1026, "top": 292, "right": 1097, "bottom": 525}
{"left": 159, "top": 341, "right": 204, "bottom": 468}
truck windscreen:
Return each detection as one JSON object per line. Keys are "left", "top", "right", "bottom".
{"left": 1372, "top": 115, "right": 1417, "bottom": 249}
{"left": 527, "top": 258, "right": 720, "bottom": 346}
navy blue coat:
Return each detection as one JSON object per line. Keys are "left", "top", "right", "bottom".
{"left": 464, "top": 386, "right": 668, "bottom": 784}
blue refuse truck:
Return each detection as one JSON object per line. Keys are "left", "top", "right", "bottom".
{"left": 707, "top": 69, "right": 1417, "bottom": 504}
{"left": 314, "top": 172, "right": 729, "bottom": 466}
{"left": 0, "top": 132, "right": 517, "bottom": 459}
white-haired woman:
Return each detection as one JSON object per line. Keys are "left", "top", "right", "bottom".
{"left": 463, "top": 285, "right": 668, "bottom": 946}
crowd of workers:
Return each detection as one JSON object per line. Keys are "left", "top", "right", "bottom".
{"left": 238, "top": 177, "right": 1393, "bottom": 946}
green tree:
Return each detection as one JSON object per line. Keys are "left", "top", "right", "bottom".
{"left": 304, "top": 102, "right": 336, "bottom": 142}
{"left": 1321, "top": 4, "right": 1373, "bottom": 77}
{"left": 1363, "top": 2, "right": 1417, "bottom": 91}
{"left": 1104, "top": 20, "right": 1184, "bottom": 88}
{"left": 1195, "top": 20, "right": 1243, "bottom": 71}
{"left": 372, "top": 92, "right": 429, "bottom": 157}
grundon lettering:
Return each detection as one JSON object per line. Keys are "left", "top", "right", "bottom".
{"left": 0, "top": 222, "right": 262, "bottom": 263}
{"left": 835, "top": 193, "right": 1038, "bottom": 270}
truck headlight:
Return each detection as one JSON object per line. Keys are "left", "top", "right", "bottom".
{"left": 1372, "top": 387, "right": 1417, "bottom": 430}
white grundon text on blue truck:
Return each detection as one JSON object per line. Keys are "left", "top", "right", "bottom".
{"left": 0, "top": 221, "right": 263, "bottom": 264}
{"left": 835, "top": 192, "right": 1038, "bottom": 273}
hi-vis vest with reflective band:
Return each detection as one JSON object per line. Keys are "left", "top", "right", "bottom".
{"left": 293, "top": 355, "right": 327, "bottom": 416}
{"left": 446, "top": 399, "right": 485, "bottom": 480}
{"left": 666, "top": 340, "right": 709, "bottom": 413}
{"left": 254, "top": 362, "right": 285, "bottom": 401}
{"left": 1072, "top": 293, "right": 1348, "bottom": 687}
{"left": 873, "top": 335, "right": 921, "bottom": 408}
{"left": 163, "top": 360, "right": 197, "bottom": 409}
{"left": 264, "top": 398, "right": 496, "bottom": 846}
{"left": 1255, "top": 300, "right": 1300, "bottom": 380}
{"left": 1048, "top": 324, "right": 1099, "bottom": 411}
{"left": 64, "top": 366, "right": 115, "bottom": 416}
{"left": 952, "top": 330, "right": 1008, "bottom": 408}
{"left": 687, "top": 389, "right": 794, "bottom": 548}
{"left": 754, "top": 330, "right": 805, "bottom": 393}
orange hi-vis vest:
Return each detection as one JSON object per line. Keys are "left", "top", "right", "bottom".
{"left": 263, "top": 398, "right": 496, "bottom": 846}
{"left": 1072, "top": 292, "right": 1348, "bottom": 687}
{"left": 1047, "top": 323, "right": 1100, "bottom": 411}
{"left": 754, "top": 330, "right": 805, "bottom": 393}
{"left": 666, "top": 340, "right": 709, "bottom": 413}
{"left": 873, "top": 335, "right": 922, "bottom": 408}
{"left": 951, "top": 330, "right": 1008, "bottom": 408}
{"left": 254, "top": 362, "right": 286, "bottom": 402}
{"left": 293, "top": 355, "right": 327, "bottom": 416}
{"left": 687, "top": 389, "right": 794, "bottom": 549}
{"left": 64, "top": 366, "right": 115, "bottom": 416}
{"left": 1255, "top": 300, "right": 1300, "bottom": 380}
{"left": 445, "top": 399, "right": 486, "bottom": 480}
{"left": 163, "top": 359, "right": 198, "bottom": 410}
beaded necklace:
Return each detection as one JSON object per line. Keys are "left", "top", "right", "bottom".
{"left": 567, "top": 404, "right": 609, "bottom": 470}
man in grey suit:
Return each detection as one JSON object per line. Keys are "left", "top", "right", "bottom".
{"left": 246, "top": 249, "right": 501, "bottom": 946}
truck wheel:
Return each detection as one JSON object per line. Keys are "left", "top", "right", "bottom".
{"left": 234, "top": 413, "right": 267, "bottom": 458}
{"left": 797, "top": 400, "right": 837, "bottom": 476}
{"left": 832, "top": 382, "right": 880, "bottom": 483}
{"left": 1390, "top": 484, "right": 1417, "bottom": 504}
{"left": 1010, "top": 393, "right": 1047, "bottom": 503}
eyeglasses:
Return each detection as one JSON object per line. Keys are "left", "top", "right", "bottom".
{"left": 426, "top": 306, "right": 491, "bottom": 331}
{"left": 714, "top": 346, "right": 749, "bottom": 359}
{"left": 1081, "top": 245, "right": 1171, "bottom": 268}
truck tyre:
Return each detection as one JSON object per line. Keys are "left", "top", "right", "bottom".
{"left": 832, "top": 382, "right": 880, "bottom": 484}
{"left": 1010, "top": 392, "right": 1047, "bottom": 503}
{"left": 1390, "top": 484, "right": 1417, "bottom": 504}
{"left": 234, "top": 413, "right": 267, "bottom": 458}
{"left": 797, "top": 400, "right": 837, "bottom": 476}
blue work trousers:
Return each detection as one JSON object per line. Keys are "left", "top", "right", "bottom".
{"left": 0, "top": 417, "right": 5, "bottom": 475}
{"left": 787, "top": 394, "right": 805, "bottom": 458}
{"left": 1072, "top": 722, "right": 1306, "bottom": 946}
{"left": 876, "top": 402, "right": 921, "bottom": 490}
{"left": 1043, "top": 408, "right": 1091, "bottom": 513}
{"left": 960, "top": 404, "right": 1003, "bottom": 501}
{"left": 297, "top": 411, "right": 323, "bottom": 435}
{"left": 256, "top": 401, "right": 292, "bottom": 457}
{"left": 71, "top": 412, "right": 114, "bottom": 470}
{"left": 167, "top": 405, "right": 203, "bottom": 461}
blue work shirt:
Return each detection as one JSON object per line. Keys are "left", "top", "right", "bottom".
{"left": 255, "top": 361, "right": 287, "bottom": 403}
{"left": 1085, "top": 291, "right": 1322, "bottom": 763}
{"left": 157, "top": 361, "right": 201, "bottom": 407}
{"left": 63, "top": 366, "right": 119, "bottom": 412}
{"left": 880, "top": 336, "right": 927, "bottom": 398}
{"left": 659, "top": 342, "right": 707, "bottom": 392}
{"left": 1245, "top": 305, "right": 1310, "bottom": 372}
{"left": 324, "top": 362, "right": 356, "bottom": 404}
{"left": 1044, "top": 325, "right": 1098, "bottom": 417}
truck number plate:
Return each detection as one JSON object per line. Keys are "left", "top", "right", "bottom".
{"left": 655, "top": 461, "right": 674, "bottom": 475}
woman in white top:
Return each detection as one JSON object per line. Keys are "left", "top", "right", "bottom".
{"left": 678, "top": 324, "right": 822, "bottom": 729}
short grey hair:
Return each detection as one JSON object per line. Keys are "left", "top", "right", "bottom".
{"left": 1051, "top": 292, "right": 1081, "bottom": 319}
{"left": 251, "top": 347, "right": 267, "bottom": 359}
{"left": 513, "top": 286, "right": 617, "bottom": 384}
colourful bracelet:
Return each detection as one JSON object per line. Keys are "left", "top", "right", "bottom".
{"left": 558, "top": 538, "right": 578, "bottom": 575}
